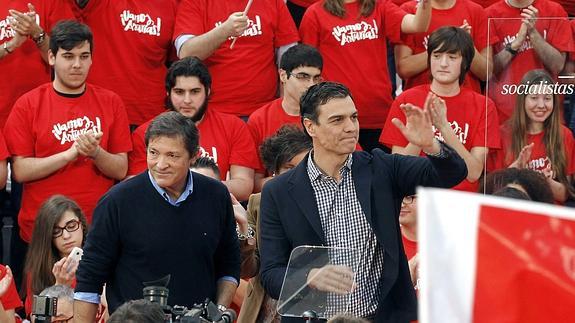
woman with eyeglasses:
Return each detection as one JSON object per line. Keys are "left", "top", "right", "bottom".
{"left": 22, "top": 195, "right": 87, "bottom": 318}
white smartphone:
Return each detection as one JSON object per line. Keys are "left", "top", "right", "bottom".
{"left": 67, "top": 247, "right": 83, "bottom": 272}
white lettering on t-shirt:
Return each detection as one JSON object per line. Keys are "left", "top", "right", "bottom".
{"left": 0, "top": 17, "right": 15, "bottom": 40}
{"left": 51, "top": 116, "right": 102, "bottom": 145}
{"left": 528, "top": 156, "right": 550, "bottom": 171}
{"left": 198, "top": 146, "right": 218, "bottom": 164}
{"left": 331, "top": 20, "right": 379, "bottom": 46}
{"left": 433, "top": 121, "right": 470, "bottom": 145}
{"left": 216, "top": 15, "right": 262, "bottom": 40}
{"left": 120, "top": 10, "right": 161, "bottom": 37}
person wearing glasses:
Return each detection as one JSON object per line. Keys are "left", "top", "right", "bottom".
{"left": 23, "top": 195, "right": 87, "bottom": 318}
{"left": 128, "top": 57, "right": 259, "bottom": 201}
{"left": 247, "top": 44, "right": 323, "bottom": 191}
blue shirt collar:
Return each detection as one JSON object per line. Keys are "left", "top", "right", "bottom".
{"left": 147, "top": 170, "right": 194, "bottom": 206}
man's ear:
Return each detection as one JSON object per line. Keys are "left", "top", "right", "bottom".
{"left": 303, "top": 118, "right": 315, "bottom": 137}
{"left": 48, "top": 50, "right": 56, "bottom": 66}
{"left": 279, "top": 69, "right": 288, "bottom": 83}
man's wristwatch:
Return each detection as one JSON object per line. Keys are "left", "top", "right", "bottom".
{"left": 217, "top": 304, "right": 227, "bottom": 312}
{"left": 504, "top": 43, "right": 518, "bottom": 56}
{"left": 33, "top": 30, "right": 46, "bottom": 46}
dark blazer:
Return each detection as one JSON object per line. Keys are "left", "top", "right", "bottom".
{"left": 259, "top": 146, "right": 467, "bottom": 323}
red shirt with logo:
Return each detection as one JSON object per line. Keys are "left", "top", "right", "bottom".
{"left": 399, "top": 0, "right": 495, "bottom": 92}
{"left": 380, "top": 85, "right": 501, "bottom": 192}
{"left": 72, "top": 0, "right": 178, "bottom": 125}
{"left": 487, "top": 124, "right": 575, "bottom": 175}
{"left": 486, "top": 0, "right": 573, "bottom": 123}
{"left": 0, "top": 0, "right": 74, "bottom": 128}
{"left": 129, "top": 109, "right": 260, "bottom": 179}
{"left": 3, "top": 84, "right": 132, "bottom": 242}
{"left": 173, "top": 0, "right": 299, "bottom": 116}
{"left": 300, "top": 0, "right": 406, "bottom": 129}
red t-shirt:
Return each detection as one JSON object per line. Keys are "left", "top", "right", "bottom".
{"left": 289, "top": 0, "right": 320, "bottom": 8}
{"left": 487, "top": 125, "right": 575, "bottom": 175}
{"left": 550, "top": 0, "right": 575, "bottom": 16}
{"left": 0, "top": 132, "right": 9, "bottom": 161}
{"left": 0, "top": 0, "right": 74, "bottom": 128}
{"left": 3, "top": 83, "right": 133, "bottom": 242}
{"left": 173, "top": 0, "right": 300, "bottom": 116}
{"left": 486, "top": 0, "right": 573, "bottom": 123}
{"left": 0, "top": 265, "right": 22, "bottom": 311}
{"left": 300, "top": 0, "right": 407, "bottom": 129}
{"left": 470, "top": 0, "right": 499, "bottom": 8}
{"left": 247, "top": 98, "right": 301, "bottom": 171}
{"left": 401, "top": 234, "right": 418, "bottom": 260}
{"left": 380, "top": 85, "right": 501, "bottom": 192}
{"left": 399, "top": 0, "right": 495, "bottom": 92}
{"left": 129, "top": 109, "right": 260, "bottom": 179}
{"left": 71, "top": 0, "right": 178, "bottom": 126}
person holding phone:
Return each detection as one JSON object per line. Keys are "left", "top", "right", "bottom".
{"left": 23, "top": 195, "right": 87, "bottom": 318}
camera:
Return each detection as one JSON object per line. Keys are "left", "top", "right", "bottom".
{"left": 31, "top": 295, "right": 58, "bottom": 323}
{"left": 143, "top": 285, "right": 236, "bottom": 323}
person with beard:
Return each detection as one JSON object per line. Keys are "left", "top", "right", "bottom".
{"left": 128, "top": 57, "right": 259, "bottom": 201}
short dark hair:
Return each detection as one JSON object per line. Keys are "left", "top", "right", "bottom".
{"left": 145, "top": 111, "right": 199, "bottom": 157}
{"left": 260, "top": 125, "right": 312, "bottom": 174}
{"left": 49, "top": 20, "right": 93, "bottom": 56}
{"left": 480, "top": 168, "right": 554, "bottom": 204}
{"left": 165, "top": 57, "right": 211, "bottom": 107}
{"left": 426, "top": 26, "right": 475, "bottom": 85}
{"left": 192, "top": 156, "right": 221, "bottom": 178}
{"left": 280, "top": 44, "right": 323, "bottom": 75}
{"left": 492, "top": 186, "right": 532, "bottom": 200}
{"left": 300, "top": 82, "right": 352, "bottom": 134}
{"left": 107, "top": 300, "right": 165, "bottom": 323}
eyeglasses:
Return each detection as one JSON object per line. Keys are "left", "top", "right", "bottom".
{"left": 289, "top": 72, "right": 323, "bottom": 83}
{"left": 402, "top": 195, "right": 417, "bottom": 205}
{"left": 53, "top": 219, "right": 81, "bottom": 238}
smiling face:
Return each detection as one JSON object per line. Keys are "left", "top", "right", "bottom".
{"left": 430, "top": 50, "right": 462, "bottom": 86}
{"left": 49, "top": 41, "right": 92, "bottom": 94}
{"left": 524, "top": 90, "right": 554, "bottom": 126}
{"left": 304, "top": 96, "right": 359, "bottom": 157}
{"left": 399, "top": 196, "right": 418, "bottom": 229}
{"left": 147, "top": 135, "right": 195, "bottom": 200}
{"left": 52, "top": 210, "right": 83, "bottom": 258}
{"left": 169, "top": 76, "right": 209, "bottom": 122}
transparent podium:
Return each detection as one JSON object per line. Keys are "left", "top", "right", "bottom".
{"left": 276, "top": 246, "right": 361, "bottom": 321}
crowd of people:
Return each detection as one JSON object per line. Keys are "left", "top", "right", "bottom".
{"left": 0, "top": 0, "right": 574, "bottom": 322}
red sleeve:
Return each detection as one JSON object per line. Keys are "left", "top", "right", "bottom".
{"left": 107, "top": 95, "right": 133, "bottom": 154}
{"left": 563, "top": 126, "right": 575, "bottom": 176}
{"left": 0, "top": 265, "right": 22, "bottom": 311}
{"left": 45, "top": 0, "right": 76, "bottom": 30}
{"left": 0, "top": 133, "right": 9, "bottom": 161}
{"left": 274, "top": 0, "right": 300, "bottom": 47}
{"left": 128, "top": 124, "right": 148, "bottom": 176}
{"left": 379, "top": 96, "right": 409, "bottom": 148}
{"left": 382, "top": 0, "right": 408, "bottom": 44}
{"left": 229, "top": 119, "right": 260, "bottom": 170}
{"left": 473, "top": 98, "right": 501, "bottom": 149}
{"left": 470, "top": 2, "right": 496, "bottom": 50}
{"left": 299, "top": 5, "right": 321, "bottom": 48}
{"left": 3, "top": 96, "right": 34, "bottom": 157}
{"left": 545, "top": 5, "right": 573, "bottom": 53}
{"left": 173, "top": 0, "right": 206, "bottom": 40}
